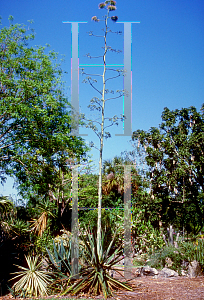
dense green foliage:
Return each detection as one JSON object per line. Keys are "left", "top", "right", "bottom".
{"left": 0, "top": 19, "right": 88, "bottom": 201}
{"left": 132, "top": 105, "right": 204, "bottom": 234}
{"left": 146, "top": 237, "right": 204, "bottom": 274}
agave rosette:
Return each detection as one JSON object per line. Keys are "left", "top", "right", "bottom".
{"left": 10, "top": 256, "right": 52, "bottom": 297}
{"left": 61, "top": 227, "right": 132, "bottom": 298}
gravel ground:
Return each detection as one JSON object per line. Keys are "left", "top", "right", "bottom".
{"left": 1, "top": 271, "right": 204, "bottom": 300}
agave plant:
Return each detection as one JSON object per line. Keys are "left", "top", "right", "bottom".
{"left": 9, "top": 218, "right": 31, "bottom": 236}
{"left": 46, "top": 237, "right": 74, "bottom": 293}
{"left": 10, "top": 255, "right": 52, "bottom": 297}
{"left": 61, "top": 227, "right": 132, "bottom": 299}
{"left": 46, "top": 238, "right": 72, "bottom": 275}
{"left": 196, "top": 238, "right": 204, "bottom": 267}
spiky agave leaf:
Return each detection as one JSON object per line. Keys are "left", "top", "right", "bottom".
{"left": 46, "top": 238, "right": 72, "bottom": 275}
{"left": 10, "top": 256, "right": 52, "bottom": 297}
{"left": 46, "top": 238, "right": 74, "bottom": 294}
{"left": 61, "top": 227, "right": 132, "bottom": 299}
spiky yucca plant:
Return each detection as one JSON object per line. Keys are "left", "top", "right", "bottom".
{"left": 61, "top": 228, "right": 132, "bottom": 299}
{"left": 10, "top": 255, "right": 52, "bottom": 297}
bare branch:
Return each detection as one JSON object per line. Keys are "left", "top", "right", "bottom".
{"left": 105, "top": 93, "right": 124, "bottom": 102}
{"left": 87, "top": 31, "right": 104, "bottom": 38}
{"left": 87, "top": 77, "right": 102, "bottom": 95}
{"left": 105, "top": 73, "right": 122, "bottom": 82}
{"left": 85, "top": 53, "right": 104, "bottom": 59}
{"left": 80, "top": 69, "right": 102, "bottom": 77}
{"left": 89, "top": 141, "right": 99, "bottom": 151}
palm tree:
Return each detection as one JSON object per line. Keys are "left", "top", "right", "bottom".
{"left": 0, "top": 196, "right": 15, "bottom": 247}
{"left": 102, "top": 156, "right": 139, "bottom": 197}
{"left": 0, "top": 196, "right": 14, "bottom": 213}
{"left": 30, "top": 198, "right": 56, "bottom": 236}
{"left": 0, "top": 196, "right": 14, "bottom": 225}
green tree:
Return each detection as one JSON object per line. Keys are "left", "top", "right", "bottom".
{"left": 132, "top": 105, "right": 204, "bottom": 233}
{"left": 0, "top": 18, "right": 88, "bottom": 204}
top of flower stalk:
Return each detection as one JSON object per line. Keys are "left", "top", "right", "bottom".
{"left": 105, "top": 0, "right": 116, "bottom": 4}
{"left": 107, "top": 5, "right": 116, "bottom": 11}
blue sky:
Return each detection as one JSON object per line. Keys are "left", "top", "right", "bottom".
{"left": 0, "top": 0, "right": 204, "bottom": 200}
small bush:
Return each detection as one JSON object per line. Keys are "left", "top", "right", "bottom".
{"left": 147, "top": 246, "right": 183, "bottom": 273}
{"left": 147, "top": 238, "right": 204, "bottom": 274}
{"left": 133, "top": 220, "right": 165, "bottom": 255}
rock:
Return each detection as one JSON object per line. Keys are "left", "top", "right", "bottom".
{"left": 181, "top": 260, "right": 189, "bottom": 268}
{"left": 133, "top": 268, "right": 141, "bottom": 277}
{"left": 160, "top": 267, "right": 178, "bottom": 277}
{"left": 188, "top": 260, "right": 202, "bottom": 278}
{"left": 181, "top": 269, "right": 187, "bottom": 276}
{"left": 140, "top": 265, "right": 159, "bottom": 276}
{"left": 165, "top": 257, "right": 173, "bottom": 268}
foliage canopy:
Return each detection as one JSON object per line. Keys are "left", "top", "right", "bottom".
{"left": 132, "top": 105, "right": 204, "bottom": 233}
{"left": 0, "top": 19, "right": 88, "bottom": 200}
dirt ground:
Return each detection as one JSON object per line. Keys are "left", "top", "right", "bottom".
{"left": 114, "top": 275, "right": 204, "bottom": 299}
{"left": 1, "top": 274, "right": 204, "bottom": 300}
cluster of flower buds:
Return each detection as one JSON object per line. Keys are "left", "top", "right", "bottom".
{"left": 111, "top": 16, "right": 118, "bottom": 22}
{"left": 98, "top": 2, "right": 106, "bottom": 9}
{"left": 91, "top": 16, "right": 99, "bottom": 22}
{"left": 99, "top": 1, "right": 116, "bottom": 10}
{"left": 92, "top": 1, "right": 118, "bottom": 22}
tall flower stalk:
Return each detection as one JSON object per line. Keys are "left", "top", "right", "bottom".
{"left": 83, "top": 0, "right": 124, "bottom": 255}
{"left": 97, "top": 4, "right": 109, "bottom": 256}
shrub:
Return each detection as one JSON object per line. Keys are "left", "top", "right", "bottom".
{"left": 147, "top": 245, "right": 183, "bottom": 272}
{"left": 132, "top": 220, "right": 165, "bottom": 255}
{"left": 147, "top": 238, "right": 204, "bottom": 274}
